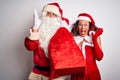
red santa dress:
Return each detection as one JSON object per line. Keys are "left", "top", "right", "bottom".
{"left": 71, "top": 34, "right": 104, "bottom": 80}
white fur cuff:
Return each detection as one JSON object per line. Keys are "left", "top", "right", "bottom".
{"left": 27, "top": 29, "right": 39, "bottom": 40}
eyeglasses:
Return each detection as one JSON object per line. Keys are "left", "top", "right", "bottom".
{"left": 78, "top": 23, "right": 89, "bottom": 27}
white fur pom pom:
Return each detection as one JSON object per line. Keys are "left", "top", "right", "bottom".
{"left": 89, "top": 31, "right": 95, "bottom": 37}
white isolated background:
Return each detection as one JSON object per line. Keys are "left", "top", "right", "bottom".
{"left": 0, "top": 0, "right": 120, "bottom": 80}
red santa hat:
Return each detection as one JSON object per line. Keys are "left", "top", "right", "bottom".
{"left": 42, "top": 2, "right": 63, "bottom": 17}
{"left": 77, "top": 13, "right": 95, "bottom": 25}
{"left": 61, "top": 17, "right": 69, "bottom": 27}
{"left": 62, "top": 17, "right": 69, "bottom": 25}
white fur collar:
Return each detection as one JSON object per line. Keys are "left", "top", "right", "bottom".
{"left": 74, "top": 35, "right": 93, "bottom": 59}
{"left": 74, "top": 35, "right": 92, "bottom": 44}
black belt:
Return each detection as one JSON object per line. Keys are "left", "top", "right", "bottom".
{"left": 34, "top": 65, "right": 50, "bottom": 72}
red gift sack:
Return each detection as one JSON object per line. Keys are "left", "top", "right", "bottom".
{"left": 48, "top": 27, "right": 85, "bottom": 79}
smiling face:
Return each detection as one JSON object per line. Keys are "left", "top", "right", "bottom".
{"left": 78, "top": 20, "right": 90, "bottom": 37}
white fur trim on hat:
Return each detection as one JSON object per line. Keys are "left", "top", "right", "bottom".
{"left": 43, "top": 5, "right": 61, "bottom": 17}
{"left": 77, "top": 16, "right": 91, "bottom": 22}
{"left": 74, "top": 35, "right": 93, "bottom": 59}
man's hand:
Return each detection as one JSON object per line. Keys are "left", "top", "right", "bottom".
{"left": 32, "top": 9, "right": 41, "bottom": 29}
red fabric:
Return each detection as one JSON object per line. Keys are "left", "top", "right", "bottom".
{"left": 48, "top": 27, "right": 85, "bottom": 79}
{"left": 24, "top": 38, "right": 50, "bottom": 76}
{"left": 71, "top": 46, "right": 102, "bottom": 80}
{"left": 92, "top": 28, "right": 104, "bottom": 61}
{"left": 85, "top": 46, "right": 98, "bottom": 73}
{"left": 71, "top": 69, "right": 101, "bottom": 80}
{"left": 25, "top": 38, "right": 39, "bottom": 51}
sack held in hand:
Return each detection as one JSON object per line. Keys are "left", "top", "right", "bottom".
{"left": 48, "top": 27, "right": 85, "bottom": 79}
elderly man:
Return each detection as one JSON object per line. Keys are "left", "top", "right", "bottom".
{"left": 25, "top": 2, "right": 70, "bottom": 80}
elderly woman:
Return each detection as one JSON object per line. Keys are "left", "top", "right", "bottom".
{"left": 70, "top": 13, "right": 104, "bottom": 80}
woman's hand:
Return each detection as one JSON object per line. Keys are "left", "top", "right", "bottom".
{"left": 91, "top": 28, "right": 103, "bottom": 40}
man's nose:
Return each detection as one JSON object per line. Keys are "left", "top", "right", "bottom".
{"left": 49, "top": 13, "right": 53, "bottom": 18}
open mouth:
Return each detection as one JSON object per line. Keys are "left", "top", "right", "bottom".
{"left": 81, "top": 30, "right": 86, "bottom": 33}
{"left": 80, "top": 29, "right": 88, "bottom": 36}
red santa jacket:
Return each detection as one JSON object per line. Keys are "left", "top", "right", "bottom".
{"left": 24, "top": 29, "right": 50, "bottom": 76}
{"left": 25, "top": 38, "right": 49, "bottom": 67}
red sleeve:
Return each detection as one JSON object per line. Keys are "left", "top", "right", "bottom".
{"left": 24, "top": 37, "right": 39, "bottom": 51}
{"left": 93, "top": 40, "right": 104, "bottom": 61}
{"left": 92, "top": 28, "right": 104, "bottom": 61}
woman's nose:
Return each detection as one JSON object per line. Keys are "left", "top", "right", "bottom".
{"left": 81, "top": 25, "right": 85, "bottom": 28}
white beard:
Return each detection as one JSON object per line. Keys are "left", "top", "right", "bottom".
{"left": 39, "top": 15, "right": 61, "bottom": 58}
